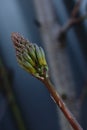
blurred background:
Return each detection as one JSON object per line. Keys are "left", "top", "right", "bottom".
{"left": 0, "top": 0, "right": 87, "bottom": 130}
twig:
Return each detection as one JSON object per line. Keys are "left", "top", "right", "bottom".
{"left": 41, "top": 77, "right": 83, "bottom": 130}
{"left": 61, "top": 14, "right": 87, "bottom": 33}
{"left": 60, "top": 0, "right": 87, "bottom": 35}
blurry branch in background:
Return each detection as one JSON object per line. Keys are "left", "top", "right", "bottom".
{"left": 61, "top": 0, "right": 87, "bottom": 34}
{"left": 11, "top": 32, "right": 83, "bottom": 130}
{"left": 33, "top": 0, "right": 85, "bottom": 130}
{"left": 71, "top": 0, "right": 82, "bottom": 17}
{"left": 0, "top": 58, "right": 26, "bottom": 130}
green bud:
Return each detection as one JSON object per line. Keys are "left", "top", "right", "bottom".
{"left": 39, "top": 47, "right": 47, "bottom": 66}
{"left": 23, "top": 51, "right": 35, "bottom": 67}
{"left": 26, "top": 44, "right": 36, "bottom": 61}
{"left": 34, "top": 44, "right": 43, "bottom": 66}
{"left": 11, "top": 32, "right": 49, "bottom": 79}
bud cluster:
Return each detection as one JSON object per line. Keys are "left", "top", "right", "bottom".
{"left": 11, "top": 32, "right": 48, "bottom": 79}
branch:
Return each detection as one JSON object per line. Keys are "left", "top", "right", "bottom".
{"left": 42, "top": 78, "right": 83, "bottom": 130}
{"left": 61, "top": 14, "right": 87, "bottom": 33}
{"left": 59, "top": 0, "right": 87, "bottom": 36}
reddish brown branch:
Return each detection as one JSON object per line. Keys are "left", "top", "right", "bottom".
{"left": 42, "top": 78, "right": 83, "bottom": 130}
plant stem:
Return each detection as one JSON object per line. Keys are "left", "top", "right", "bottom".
{"left": 0, "top": 60, "right": 26, "bottom": 130}
{"left": 42, "top": 78, "right": 83, "bottom": 130}
{"left": 5, "top": 88, "right": 26, "bottom": 130}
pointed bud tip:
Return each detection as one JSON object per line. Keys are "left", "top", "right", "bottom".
{"left": 11, "top": 32, "right": 20, "bottom": 47}
{"left": 11, "top": 32, "right": 21, "bottom": 38}
{"left": 11, "top": 32, "right": 19, "bottom": 41}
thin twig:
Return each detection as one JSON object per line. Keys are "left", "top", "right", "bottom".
{"left": 60, "top": 0, "right": 87, "bottom": 35}
{"left": 41, "top": 78, "right": 83, "bottom": 130}
{"left": 61, "top": 14, "right": 87, "bottom": 33}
